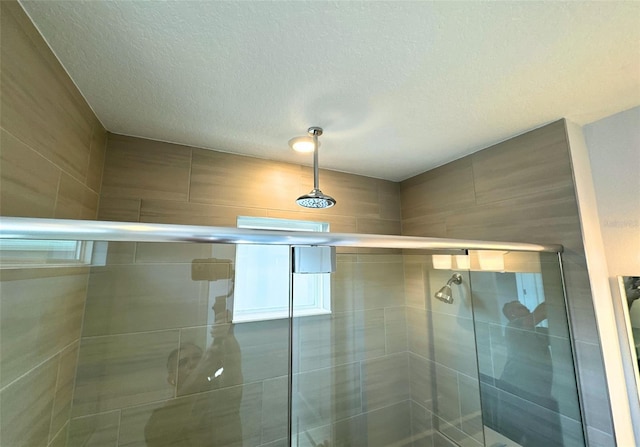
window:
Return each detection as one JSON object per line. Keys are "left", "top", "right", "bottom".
{"left": 515, "top": 272, "right": 548, "bottom": 328}
{"left": 0, "top": 239, "right": 93, "bottom": 267}
{"left": 232, "top": 217, "right": 331, "bottom": 323}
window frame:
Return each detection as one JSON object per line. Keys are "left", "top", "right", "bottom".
{"left": 232, "top": 217, "right": 331, "bottom": 323}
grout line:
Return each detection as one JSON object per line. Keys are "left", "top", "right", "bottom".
{"left": 46, "top": 420, "right": 69, "bottom": 447}
{"left": 47, "top": 349, "right": 64, "bottom": 444}
{"left": 0, "top": 338, "right": 78, "bottom": 393}
{"left": 187, "top": 148, "right": 193, "bottom": 203}
{"left": 53, "top": 170, "right": 62, "bottom": 216}
{"left": 115, "top": 409, "right": 122, "bottom": 447}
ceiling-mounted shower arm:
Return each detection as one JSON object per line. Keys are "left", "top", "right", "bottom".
{"left": 309, "top": 126, "right": 323, "bottom": 191}
{"left": 294, "top": 126, "right": 336, "bottom": 209}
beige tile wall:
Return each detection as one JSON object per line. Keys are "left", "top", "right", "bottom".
{"left": 1, "top": 2, "right": 106, "bottom": 220}
{"left": 70, "top": 243, "right": 413, "bottom": 446}
{"left": 400, "top": 120, "right": 613, "bottom": 444}
{"left": 0, "top": 2, "right": 107, "bottom": 447}
{"left": 98, "top": 133, "right": 401, "bottom": 233}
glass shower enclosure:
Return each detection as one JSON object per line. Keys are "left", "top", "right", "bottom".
{"left": 0, "top": 217, "right": 585, "bottom": 447}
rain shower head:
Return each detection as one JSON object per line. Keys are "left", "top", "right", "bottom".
{"left": 296, "top": 189, "right": 337, "bottom": 209}
{"left": 292, "top": 127, "right": 336, "bottom": 209}
{"left": 435, "top": 273, "right": 463, "bottom": 304}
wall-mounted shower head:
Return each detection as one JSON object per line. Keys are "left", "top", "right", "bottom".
{"left": 435, "top": 273, "right": 463, "bottom": 304}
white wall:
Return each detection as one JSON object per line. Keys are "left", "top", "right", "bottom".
{"left": 583, "top": 106, "right": 640, "bottom": 276}
{"left": 582, "top": 106, "right": 640, "bottom": 443}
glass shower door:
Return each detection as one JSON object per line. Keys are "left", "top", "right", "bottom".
{"left": 290, "top": 249, "right": 412, "bottom": 447}
{"left": 69, "top": 241, "right": 292, "bottom": 446}
{"left": 470, "top": 250, "right": 585, "bottom": 447}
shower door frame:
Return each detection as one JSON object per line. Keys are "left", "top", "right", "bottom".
{"left": 0, "top": 216, "right": 570, "bottom": 446}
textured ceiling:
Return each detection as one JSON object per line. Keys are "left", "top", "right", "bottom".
{"left": 19, "top": 1, "right": 640, "bottom": 181}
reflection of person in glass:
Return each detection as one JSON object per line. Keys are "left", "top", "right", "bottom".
{"left": 501, "top": 301, "right": 552, "bottom": 396}
{"left": 144, "top": 297, "right": 243, "bottom": 446}
{"left": 499, "top": 300, "right": 563, "bottom": 446}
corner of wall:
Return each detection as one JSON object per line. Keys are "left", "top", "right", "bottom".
{"left": 564, "top": 119, "right": 636, "bottom": 446}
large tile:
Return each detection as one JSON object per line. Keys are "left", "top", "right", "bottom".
{"left": 407, "top": 308, "right": 433, "bottom": 361}
{"left": 487, "top": 324, "right": 508, "bottom": 379}
{"left": 134, "top": 242, "right": 222, "bottom": 264}
{"left": 97, "top": 197, "right": 141, "bottom": 222}
{"left": 361, "top": 352, "right": 410, "bottom": 411}
{"left": 50, "top": 342, "right": 80, "bottom": 442}
{"left": 54, "top": 171, "right": 99, "bottom": 219}
{"left": 262, "top": 376, "right": 288, "bottom": 443}
{"left": 400, "top": 157, "right": 476, "bottom": 219}
{"left": 68, "top": 411, "right": 120, "bottom": 447}
{"left": 377, "top": 179, "right": 402, "bottom": 221}
{"left": 385, "top": 306, "right": 408, "bottom": 354}
{"left": 434, "top": 365, "right": 461, "bottom": 428}
{"left": 177, "top": 324, "right": 245, "bottom": 394}
{"left": 331, "top": 259, "right": 356, "bottom": 313}
{"left": 49, "top": 423, "right": 69, "bottom": 447}
{"left": 293, "top": 314, "right": 332, "bottom": 372}
{"left": 125, "top": 382, "right": 262, "bottom": 447}
{"left": 93, "top": 241, "right": 136, "bottom": 265}
{"left": 561, "top": 260, "right": 601, "bottom": 345}
{"left": 0, "top": 355, "right": 58, "bottom": 447}
{"left": 445, "top": 186, "right": 581, "bottom": 247}
{"left": 404, "top": 260, "right": 427, "bottom": 309}
{"left": 402, "top": 211, "right": 449, "bottom": 238}
{"left": 140, "top": 199, "right": 267, "bottom": 226}
{"left": 118, "top": 401, "right": 164, "bottom": 447}
{"left": 101, "top": 134, "right": 191, "bottom": 201}
{"left": 260, "top": 438, "right": 288, "bottom": 447}
{"left": 1, "top": 1, "right": 94, "bottom": 182}
{"left": 233, "top": 319, "right": 289, "bottom": 382}
{"left": 353, "top": 259, "right": 405, "bottom": 311}
{"left": 293, "top": 363, "right": 362, "bottom": 429}
{"left": 409, "top": 353, "right": 435, "bottom": 412}
{"left": 332, "top": 413, "right": 368, "bottom": 447}
{"left": 435, "top": 417, "right": 483, "bottom": 447}
{"left": 87, "top": 121, "right": 107, "bottom": 193}
{"left": 72, "top": 330, "right": 179, "bottom": 416}
{"left": 490, "top": 386, "right": 583, "bottom": 447}
{"left": 466, "top": 271, "right": 513, "bottom": 325}
{"left": 548, "top": 335, "right": 582, "bottom": 421}
{"left": 473, "top": 322, "right": 495, "bottom": 379}
{"left": 296, "top": 424, "right": 332, "bottom": 447}
{"left": 574, "top": 341, "right": 613, "bottom": 435}
{"left": 0, "top": 129, "right": 60, "bottom": 218}
{"left": 308, "top": 168, "right": 381, "bottom": 218}
{"left": 458, "top": 374, "right": 483, "bottom": 443}
{"left": 0, "top": 270, "right": 87, "bottom": 388}
{"left": 83, "top": 263, "right": 209, "bottom": 336}
{"left": 190, "top": 148, "right": 303, "bottom": 212}
{"left": 364, "top": 400, "right": 413, "bottom": 447}
{"left": 296, "top": 310, "right": 386, "bottom": 372}
{"left": 432, "top": 431, "right": 459, "bottom": 447}
{"left": 586, "top": 426, "right": 615, "bottom": 447}
{"left": 432, "top": 312, "right": 479, "bottom": 378}
{"left": 356, "top": 217, "right": 401, "bottom": 235}
{"left": 471, "top": 120, "right": 572, "bottom": 205}
{"left": 267, "top": 209, "right": 357, "bottom": 233}
{"left": 410, "top": 400, "right": 434, "bottom": 447}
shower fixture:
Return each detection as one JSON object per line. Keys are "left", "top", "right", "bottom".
{"left": 291, "top": 127, "right": 336, "bottom": 209}
{"left": 435, "top": 273, "right": 463, "bottom": 304}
